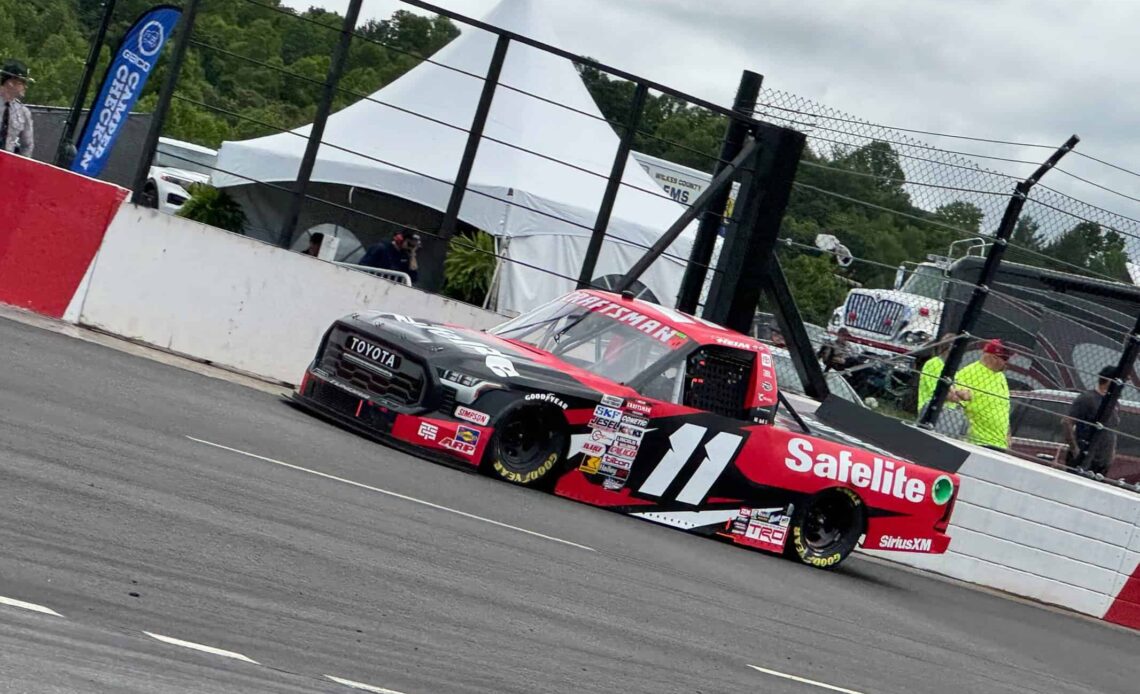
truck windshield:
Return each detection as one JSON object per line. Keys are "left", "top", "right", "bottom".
{"left": 900, "top": 264, "right": 944, "bottom": 301}
{"left": 491, "top": 294, "right": 689, "bottom": 384}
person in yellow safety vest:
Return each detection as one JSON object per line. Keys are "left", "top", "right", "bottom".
{"left": 953, "top": 339, "right": 1014, "bottom": 449}
{"left": 917, "top": 333, "right": 970, "bottom": 436}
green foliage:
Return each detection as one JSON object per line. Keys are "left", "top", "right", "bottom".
{"left": 4, "top": 1, "right": 459, "bottom": 148}
{"left": 176, "top": 183, "right": 247, "bottom": 233}
{"left": 777, "top": 251, "right": 848, "bottom": 326}
{"left": 443, "top": 231, "right": 497, "bottom": 306}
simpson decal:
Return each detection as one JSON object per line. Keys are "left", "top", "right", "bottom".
{"left": 454, "top": 406, "right": 490, "bottom": 426}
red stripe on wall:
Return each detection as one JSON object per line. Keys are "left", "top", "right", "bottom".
{"left": 1104, "top": 562, "right": 1140, "bottom": 630}
{"left": 0, "top": 152, "right": 128, "bottom": 318}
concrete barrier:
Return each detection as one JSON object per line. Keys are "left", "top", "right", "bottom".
{"left": 861, "top": 440, "right": 1140, "bottom": 629}
{"left": 74, "top": 205, "right": 508, "bottom": 384}
{"left": 0, "top": 152, "right": 127, "bottom": 318}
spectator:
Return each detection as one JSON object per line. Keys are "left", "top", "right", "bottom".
{"left": 360, "top": 230, "right": 420, "bottom": 283}
{"left": 1, "top": 59, "right": 35, "bottom": 157}
{"left": 817, "top": 328, "right": 862, "bottom": 372}
{"left": 954, "top": 339, "right": 1012, "bottom": 449}
{"left": 917, "top": 333, "right": 969, "bottom": 436}
{"left": 302, "top": 232, "right": 325, "bottom": 257}
{"left": 1063, "top": 365, "right": 1121, "bottom": 476}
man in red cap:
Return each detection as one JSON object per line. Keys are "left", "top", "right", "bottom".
{"left": 953, "top": 339, "right": 1013, "bottom": 449}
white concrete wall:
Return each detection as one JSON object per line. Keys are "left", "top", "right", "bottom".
{"left": 76, "top": 205, "right": 507, "bottom": 384}
{"left": 861, "top": 439, "right": 1140, "bottom": 621}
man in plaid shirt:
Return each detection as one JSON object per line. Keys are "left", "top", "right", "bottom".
{"left": 1, "top": 59, "right": 35, "bottom": 157}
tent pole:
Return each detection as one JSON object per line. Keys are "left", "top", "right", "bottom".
{"left": 578, "top": 81, "right": 649, "bottom": 289}
{"left": 276, "top": 0, "right": 364, "bottom": 249}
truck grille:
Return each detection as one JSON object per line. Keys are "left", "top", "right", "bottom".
{"left": 319, "top": 327, "right": 425, "bottom": 407}
{"left": 845, "top": 294, "right": 906, "bottom": 336}
{"left": 685, "top": 346, "right": 753, "bottom": 420}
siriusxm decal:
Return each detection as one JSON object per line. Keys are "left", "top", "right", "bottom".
{"left": 71, "top": 6, "right": 181, "bottom": 177}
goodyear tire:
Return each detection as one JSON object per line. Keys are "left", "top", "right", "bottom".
{"left": 788, "top": 488, "right": 865, "bottom": 569}
{"left": 485, "top": 402, "right": 567, "bottom": 488}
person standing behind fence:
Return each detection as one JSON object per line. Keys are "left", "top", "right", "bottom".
{"left": 1, "top": 59, "right": 35, "bottom": 157}
{"left": 360, "top": 230, "right": 420, "bottom": 283}
{"left": 1063, "top": 366, "right": 1121, "bottom": 476}
{"left": 917, "top": 333, "right": 969, "bottom": 436}
{"left": 954, "top": 339, "right": 1012, "bottom": 449}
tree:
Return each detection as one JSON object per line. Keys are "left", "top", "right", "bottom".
{"left": 934, "top": 201, "right": 984, "bottom": 235}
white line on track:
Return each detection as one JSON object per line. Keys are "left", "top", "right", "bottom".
{"left": 186, "top": 436, "right": 596, "bottom": 552}
{"left": 326, "top": 674, "right": 409, "bottom": 693}
{"left": 747, "top": 665, "right": 864, "bottom": 694}
{"left": 144, "top": 632, "right": 259, "bottom": 664}
{"left": 0, "top": 596, "right": 63, "bottom": 617}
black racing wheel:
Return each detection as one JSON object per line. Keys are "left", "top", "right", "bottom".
{"left": 485, "top": 401, "right": 568, "bottom": 488}
{"left": 788, "top": 488, "right": 865, "bottom": 569}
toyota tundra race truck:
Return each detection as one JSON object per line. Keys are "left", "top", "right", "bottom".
{"left": 293, "top": 289, "right": 959, "bottom": 569}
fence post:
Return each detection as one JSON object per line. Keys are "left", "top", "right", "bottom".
{"left": 130, "top": 0, "right": 202, "bottom": 204}
{"left": 55, "top": 0, "right": 118, "bottom": 167}
{"left": 919, "top": 135, "right": 1079, "bottom": 429}
{"left": 415, "top": 34, "right": 510, "bottom": 292}
{"left": 276, "top": 0, "right": 364, "bottom": 248}
{"left": 676, "top": 70, "right": 761, "bottom": 313}
{"left": 1074, "top": 313, "right": 1140, "bottom": 472}
{"left": 577, "top": 81, "right": 648, "bottom": 289}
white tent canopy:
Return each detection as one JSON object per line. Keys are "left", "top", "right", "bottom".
{"left": 213, "top": 0, "right": 696, "bottom": 314}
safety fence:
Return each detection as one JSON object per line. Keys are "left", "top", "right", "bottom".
{"left": 47, "top": 0, "right": 1140, "bottom": 490}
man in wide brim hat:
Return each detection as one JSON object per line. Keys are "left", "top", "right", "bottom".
{"left": 1, "top": 58, "right": 35, "bottom": 157}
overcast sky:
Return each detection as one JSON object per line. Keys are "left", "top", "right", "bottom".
{"left": 281, "top": 0, "right": 1140, "bottom": 232}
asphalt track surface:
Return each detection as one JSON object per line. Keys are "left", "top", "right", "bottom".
{"left": 1, "top": 314, "right": 1137, "bottom": 694}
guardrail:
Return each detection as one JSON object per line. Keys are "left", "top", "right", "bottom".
{"left": 333, "top": 262, "right": 413, "bottom": 286}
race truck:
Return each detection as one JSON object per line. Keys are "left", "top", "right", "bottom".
{"left": 293, "top": 289, "right": 959, "bottom": 568}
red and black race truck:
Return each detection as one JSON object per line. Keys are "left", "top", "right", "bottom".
{"left": 294, "top": 289, "right": 959, "bottom": 568}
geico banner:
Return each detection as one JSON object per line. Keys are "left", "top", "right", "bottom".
{"left": 71, "top": 5, "right": 181, "bottom": 177}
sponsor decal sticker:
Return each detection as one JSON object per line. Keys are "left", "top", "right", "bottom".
{"left": 591, "top": 429, "right": 617, "bottom": 444}
{"left": 560, "top": 292, "right": 687, "bottom": 346}
{"left": 625, "top": 399, "right": 653, "bottom": 417}
{"left": 599, "top": 463, "right": 631, "bottom": 479}
{"left": 589, "top": 416, "right": 620, "bottom": 432}
{"left": 417, "top": 422, "right": 438, "bottom": 441}
{"left": 620, "top": 414, "right": 649, "bottom": 429}
{"left": 580, "top": 456, "right": 601, "bottom": 474}
{"left": 616, "top": 435, "right": 641, "bottom": 449}
{"left": 878, "top": 535, "right": 933, "bottom": 551}
{"left": 454, "top": 406, "right": 490, "bottom": 426}
{"left": 760, "top": 353, "right": 773, "bottom": 367}
{"left": 600, "top": 394, "right": 624, "bottom": 408}
{"left": 440, "top": 437, "right": 477, "bottom": 456}
{"left": 609, "top": 444, "right": 639, "bottom": 460}
{"left": 525, "top": 393, "right": 569, "bottom": 409}
{"left": 784, "top": 437, "right": 927, "bottom": 503}
{"left": 602, "top": 477, "right": 625, "bottom": 490}
{"left": 761, "top": 382, "right": 773, "bottom": 392}
{"left": 456, "top": 426, "right": 481, "bottom": 444}
{"left": 581, "top": 441, "right": 607, "bottom": 456}
{"left": 602, "top": 454, "right": 633, "bottom": 470}
{"left": 714, "top": 337, "right": 757, "bottom": 351}
{"left": 618, "top": 424, "right": 646, "bottom": 439}
{"left": 593, "top": 405, "right": 623, "bottom": 422}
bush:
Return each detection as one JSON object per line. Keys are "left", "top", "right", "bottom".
{"left": 176, "top": 184, "right": 247, "bottom": 234}
{"left": 443, "top": 230, "right": 497, "bottom": 305}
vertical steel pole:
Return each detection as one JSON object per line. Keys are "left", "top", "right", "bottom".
{"left": 415, "top": 34, "right": 510, "bottom": 292}
{"left": 1074, "top": 313, "right": 1140, "bottom": 471}
{"left": 56, "top": 0, "right": 118, "bottom": 167}
{"left": 676, "top": 70, "right": 762, "bottom": 313}
{"left": 130, "top": 0, "right": 202, "bottom": 204}
{"left": 919, "top": 135, "right": 1079, "bottom": 428}
{"left": 577, "top": 82, "right": 648, "bottom": 289}
{"left": 276, "top": 0, "right": 364, "bottom": 247}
